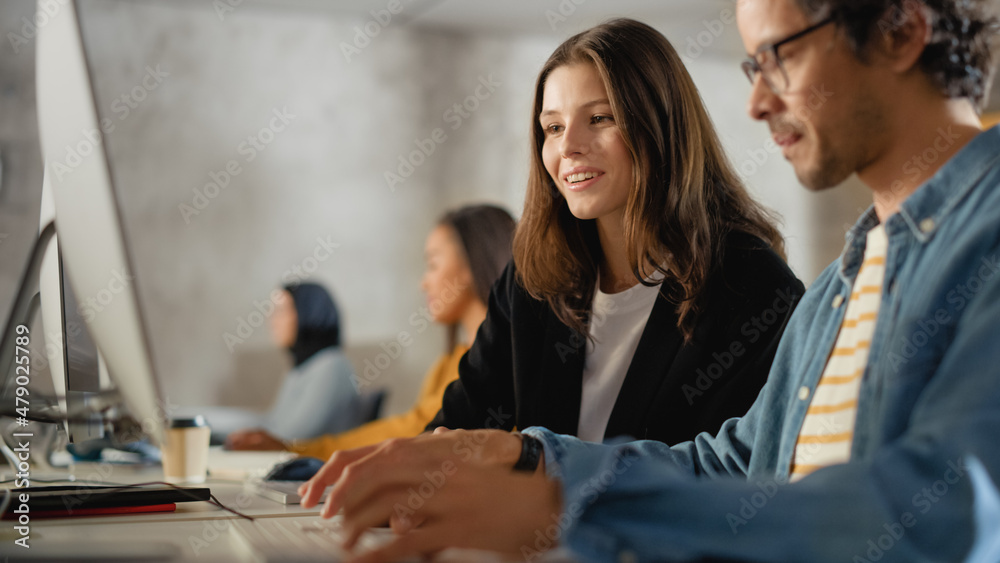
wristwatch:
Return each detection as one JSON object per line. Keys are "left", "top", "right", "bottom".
{"left": 513, "top": 433, "right": 542, "bottom": 473}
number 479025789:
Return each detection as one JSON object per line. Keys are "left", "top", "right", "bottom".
{"left": 13, "top": 324, "right": 30, "bottom": 419}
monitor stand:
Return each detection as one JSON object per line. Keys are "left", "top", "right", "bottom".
{"left": 0, "top": 417, "right": 62, "bottom": 474}
{"left": 0, "top": 222, "right": 133, "bottom": 474}
{"left": 0, "top": 222, "right": 55, "bottom": 397}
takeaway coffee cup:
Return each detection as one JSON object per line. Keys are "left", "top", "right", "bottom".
{"left": 161, "top": 416, "right": 211, "bottom": 484}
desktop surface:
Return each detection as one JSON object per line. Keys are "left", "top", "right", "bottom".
{"left": 0, "top": 454, "right": 580, "bottom": 562}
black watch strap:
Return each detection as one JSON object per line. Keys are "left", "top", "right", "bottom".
{"left": 513, "top": 433, "right": 542, "bottom": 473}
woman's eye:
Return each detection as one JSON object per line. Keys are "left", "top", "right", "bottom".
{"left": 544, "top": 123, "right": 563, "bottom": 134}
{"left": 592, "top": 115, "right": 613, "bottom": 124}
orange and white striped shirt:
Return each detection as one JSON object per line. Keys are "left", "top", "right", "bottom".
{"left": 790, "top": 224, "right": 888, "bottom": 481}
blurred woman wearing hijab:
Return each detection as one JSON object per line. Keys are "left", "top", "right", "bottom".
{"left": 256, "top": 282, "right": 364, "bottom": 440}
{"left": 203, "top": 282, "right": 364, "bottom": 445}
{"left": 226, "top": 204, "right": 517, "bottom": 453}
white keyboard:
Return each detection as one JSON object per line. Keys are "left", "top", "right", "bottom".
{"left": 245, "top": 478, "right": 332, "bottom": 505}
{"left": 229, "top": 515, "right": 396, "bottom": 562}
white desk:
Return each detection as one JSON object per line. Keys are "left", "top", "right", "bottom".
{"left": 0, "top": 450, "right": 318, "bottom": 561}
{"left": 0, "top": 450, "right": 575, "bottom": 562}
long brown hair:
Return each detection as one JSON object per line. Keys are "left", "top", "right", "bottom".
{"left": 439, "top": 204, "right": 516, "bottom": 350}
{"left": 512, "top": 18, "right": 785, "bottom": 340}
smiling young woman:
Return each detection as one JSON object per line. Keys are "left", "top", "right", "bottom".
{"left": 517, "top": 21, "right": 797, "bottom": 340}
{"left": 421, "top": 18, "right": 806, "bottom": 446}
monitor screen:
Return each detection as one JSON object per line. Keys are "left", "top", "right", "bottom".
{"left": 35, "top": 0, "right": 166, "bottom": 444}
{"left": 58, "top": 248, "right": 105, "bottom": 443}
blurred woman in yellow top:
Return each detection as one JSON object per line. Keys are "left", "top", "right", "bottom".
{"left": 288, "top": 342, "right": 466, "bottom": 457}
{"left": 225, "top": 204, "right": 516, "bottom": 458}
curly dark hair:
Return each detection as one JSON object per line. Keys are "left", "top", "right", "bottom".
{"left": 795, "top": 0, "right": 1000, "bottom": 110}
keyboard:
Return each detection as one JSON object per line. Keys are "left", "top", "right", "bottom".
{"left": 229, "top": 515, "right": 401, "bottom": 562}
{"left": 245, "top": 478, "right": 331, "bottom": 505}
{"left": 229, "top": 515, "right": 576, "bottom": 562}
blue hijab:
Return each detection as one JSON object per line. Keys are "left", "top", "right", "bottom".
{"left": 283, "top": 283, "right": 341, "bottom": 367}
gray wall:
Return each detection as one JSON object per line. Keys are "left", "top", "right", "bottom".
{"left": 74, "top": 0, "right": 535, "bottom": 413}
{"left": 3, "top": 0, "right": 968, "bottom": 420}
{"left": 0, "top": 0, "right": 44, "bottom": 307}
{"left": 0, "top": 0, "right": 48, "bottom": 391}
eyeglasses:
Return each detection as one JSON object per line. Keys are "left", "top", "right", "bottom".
{"left": 740, "top": 16, "right": 835, "bottom": 94}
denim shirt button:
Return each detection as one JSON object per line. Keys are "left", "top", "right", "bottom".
{"left": 832, "top": 294, "right": 844, "bottom": 308}
{"left": 920, "top": 218, "right": 936, "bottom": 233}
{"left": 798, "top": 386, "right": 811, "bottom": 401}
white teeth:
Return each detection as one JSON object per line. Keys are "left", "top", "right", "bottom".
{"left": 566, "top": 171, "right": 600, "bottom": 183}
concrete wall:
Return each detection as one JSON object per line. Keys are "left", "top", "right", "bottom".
{"left": 2, "top": 0, "right": 880, "bottom": 422}
{"left": 73, "top": 0, "right": 496, "bottom": 414}
{"left": 0, "top": 0, "right": 49, "bottom": 393}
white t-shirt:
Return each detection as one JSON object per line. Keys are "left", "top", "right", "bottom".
{"left": 577, "top": 276, "right": 662, "bottom": 442}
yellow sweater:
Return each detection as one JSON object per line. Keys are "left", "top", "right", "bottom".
{"left": 289, "top": 345, "right": 467, "bottom": 459}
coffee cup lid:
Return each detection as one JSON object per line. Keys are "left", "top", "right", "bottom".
{"left": 170, "top": 415, "right": 207, "bottom": 428}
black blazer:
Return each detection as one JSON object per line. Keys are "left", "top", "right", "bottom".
{"left": 427, "top": 232, "right": 806, "bottom": 445}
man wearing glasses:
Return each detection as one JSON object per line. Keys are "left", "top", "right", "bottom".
{"left": 300, "top": 1, "right": 1000, "bottom": 561}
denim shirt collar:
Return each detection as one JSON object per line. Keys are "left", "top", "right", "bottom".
{"left": 838, "top": 207, "right": 880, "bottom": 286}
{"left": 836, "top": 125, "right": 1000, "bottom": 287}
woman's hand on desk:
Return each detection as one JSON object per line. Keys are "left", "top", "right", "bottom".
{"left": 225, "top": 429, "right": 287, "bottom": 451}
{"left": 299, "top": 429, "right": 563, "bottom": 562}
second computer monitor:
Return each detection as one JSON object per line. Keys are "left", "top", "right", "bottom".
{"left": 35, "top": 0, "right": 166, "bottom": 444}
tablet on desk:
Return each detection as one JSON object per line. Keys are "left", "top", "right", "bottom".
{"left": 1, "top": 485, "right": 211, "bottom": 518}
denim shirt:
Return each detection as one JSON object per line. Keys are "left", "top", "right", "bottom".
{"left": 525, "top": 125, "right": 1000, "bottom": 563}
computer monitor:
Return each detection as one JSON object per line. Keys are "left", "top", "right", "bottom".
{"left": 37, "top": 171, "right": 107, "bottom": 444}
{"left": 0, "top": 171, "right": 121, "bottom": 447}
{"left": 34, "top": 0, "right": 167, "bottom": 444}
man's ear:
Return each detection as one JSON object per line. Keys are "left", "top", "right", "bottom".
{"left": 874, "top": 0, "right": 931, "bottom": 74}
